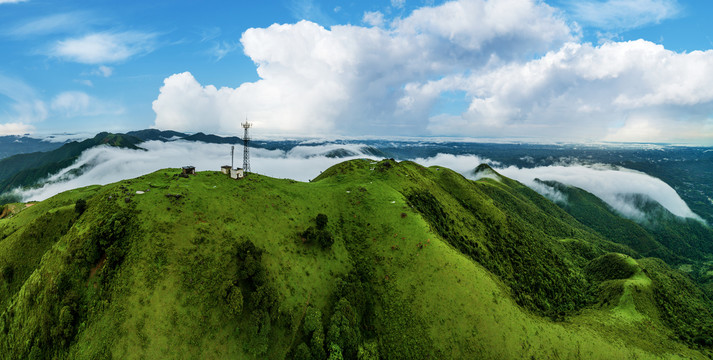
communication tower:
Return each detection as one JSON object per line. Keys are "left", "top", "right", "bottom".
{"left": 242, "top": 120, "right": 252, "bottom": 173}
{"left": 230, "top": 145, "right": 235, "bottom": 169}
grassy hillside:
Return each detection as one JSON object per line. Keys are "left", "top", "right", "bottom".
{"left": 0, "top": 159, "right": 710, "bottom": 359}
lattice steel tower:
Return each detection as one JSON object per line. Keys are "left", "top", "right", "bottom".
{"left": 242, "top": 120, "right": 252, "bottom": 173}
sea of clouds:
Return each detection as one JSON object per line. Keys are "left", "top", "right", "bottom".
{"left": 15, "top": 142, "right": 703, "bottom": 223}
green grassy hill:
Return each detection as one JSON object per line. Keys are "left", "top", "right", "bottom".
{"left": 0, "top": 159, "right": 710, "bottom": 359}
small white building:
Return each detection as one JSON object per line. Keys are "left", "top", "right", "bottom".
{"left": 221, "top": 165, "right": 231, "bottom": 175}
{"left": 230, "top": 168, "right": 244, "bottom": 179}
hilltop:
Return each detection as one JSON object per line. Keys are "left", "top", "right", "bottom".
{"left": 0, "top": 159, "right": 711, "bottom": 359}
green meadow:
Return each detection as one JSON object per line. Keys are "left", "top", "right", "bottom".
{"left": 0, "top": 159, "right": 710, "bottom": 359}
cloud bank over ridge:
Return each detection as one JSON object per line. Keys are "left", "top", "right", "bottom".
{"left": 16, "top": 142, "right": 702, "bottom": 225}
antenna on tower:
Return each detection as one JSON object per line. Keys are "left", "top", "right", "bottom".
{"left": 231, "top": 145, "right": 235, "bottom": 169}
{"left": 242, "top": 119, "right": 252, "bottom": 173}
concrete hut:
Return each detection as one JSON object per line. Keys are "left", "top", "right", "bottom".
{"left": 221, "top": 165, "right": 231, "bottom": 175}
{"left": 230, "top": 168, "right": 244, "bottom": 179}
{"left": 181, "top": 166, "right": 196, "bottom": 175}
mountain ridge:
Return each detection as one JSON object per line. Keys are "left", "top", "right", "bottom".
{"left": 0, "top": 159, "right": 710, "bottom": 359}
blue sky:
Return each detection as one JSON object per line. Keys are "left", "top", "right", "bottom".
{"left": 1, "top": 0, "right": 712, "bottom": 144}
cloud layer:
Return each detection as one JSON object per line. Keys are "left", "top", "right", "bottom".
{"left": 413, "top": 153, "right": 701, "bottom": 221}
{"left": 16, "top": 142, "right": 701, "bottom": 225}
{"left": 495, "top": 163, "right": 701, "bottom": 221}
{"left": 17, "top": 141, "right": 369, "bottom": 201}
{"left": 151, "top": 0, "right": 713, "bottom": 145}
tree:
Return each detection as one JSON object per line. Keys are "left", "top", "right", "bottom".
{"left": 293, "top": 343, "right": 312, "bottom": 360}
{"left": 311, "top": 327, "right": 326, "bottom": 360}
{"left": 357, "top": 341, "right": 379, "bottom": 360}
{"left": 304, "top": 306, "right": 323, "bottom": 334}
{"left": 327, "top": 343, "right": 344, "bottom": 360}
{"left": 327, "top": 298, "right": 360, "bottom": 359}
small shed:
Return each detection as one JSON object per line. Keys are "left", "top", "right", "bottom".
{"left": 182, "top": 166, "right": 196, "bottom": 175}
{"left": 230, "top": 168, "right": 244, "bottom": 179}
{"left": 221, "top": 165, "right": 231, "bottom": 175}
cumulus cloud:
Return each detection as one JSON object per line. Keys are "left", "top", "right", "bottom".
{"left": 565, "top": 0, "right": 680, "bottom": 30}
{"left": 50, "top": 31, "right": 157, "bottom": 64}
{"left": 391, "top": 0, "right": 406, "bottom": 9}
{"left": 150, "top": 0, "right": 713, "bottom": 145}
{"left": 153, "top": 0, "right": 573, "bottom": 136}
{"left": 425, "top": 40, "right": 713, "bottom": 144}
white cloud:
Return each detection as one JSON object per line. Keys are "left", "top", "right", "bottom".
{"left": 211, "top": 41, "right": 240, "bottom": 61}
{"left": 424, "top": 40, "right": 713, "bottom": 144}
{"left": 495, "top": 163, "right": 702, "bottom": 221}
{"left": 76, "top": 79, "right": 94, "bottom": 87}
{"left": 0, "top": 122, "right": 34, "bottom": 135}
{"left": 0, "top": 0, "right": 28, "bottom": 4}
{"left": 566, "top": 0, "right": 680, "bottom": 30}
{"left": 9, "top": 12, "right": 92, "bottom": 36}
{"left": 0, "top": 73, "right": 47, "bottom": 126}
{"left": 409, "top": 152, "right": 701, "bottom": 221}
{"left": 50, "top": 91, "right": 123, "bottom": 117}
{"left": 149, "top": 0, "right": 712, "bottom": 144}
{"left": 411, "top": 153, "right": 499, "bottom": 174}
{"left": 50, "top": 31, "right": 157, "bottom": 64}
{"left": 17, "top": 143, "right": 701, "bottom": 226}
{"left": 17, "top": 140, "right": 375, "bottom": 201}
{"left": 92, "top": 65, "right": 113, "bottom": 77}
{"left": 363, "top": 11, "right": 385, "bottom": 27}
{"left": 153, "top": 0, "right": 573, "bottom": 136}
{"left": 391, "top": 0, "right": 406, "bottom": 9}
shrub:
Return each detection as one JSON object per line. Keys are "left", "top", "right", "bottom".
{"left": 316, "top": 214, "right": 328, "bottom": 230}
{"left": 1, "top": 263, "right": 13, "bottom": 283}
{"left": 74, "top": 198, "right": 87, "bottom": 214}
{"left": 318, "top": 231, "right": 334, "bottom": 249}
{"left": 226, "top": 287, "right": 243, "bottom": 316}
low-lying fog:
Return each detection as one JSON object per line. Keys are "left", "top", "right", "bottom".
{"left": 15, "top": 141, "right": 703, "bottom": 223}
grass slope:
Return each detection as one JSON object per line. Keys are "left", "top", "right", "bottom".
{"left": 0, "top": 159, "right": 709, "bottom": 359}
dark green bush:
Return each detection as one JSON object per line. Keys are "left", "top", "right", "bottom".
{"left": 316, "top": 214, "right": 328, "bottom": 230}
{"left": 74, "top": 198, "right": 87, "bottom": 214}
